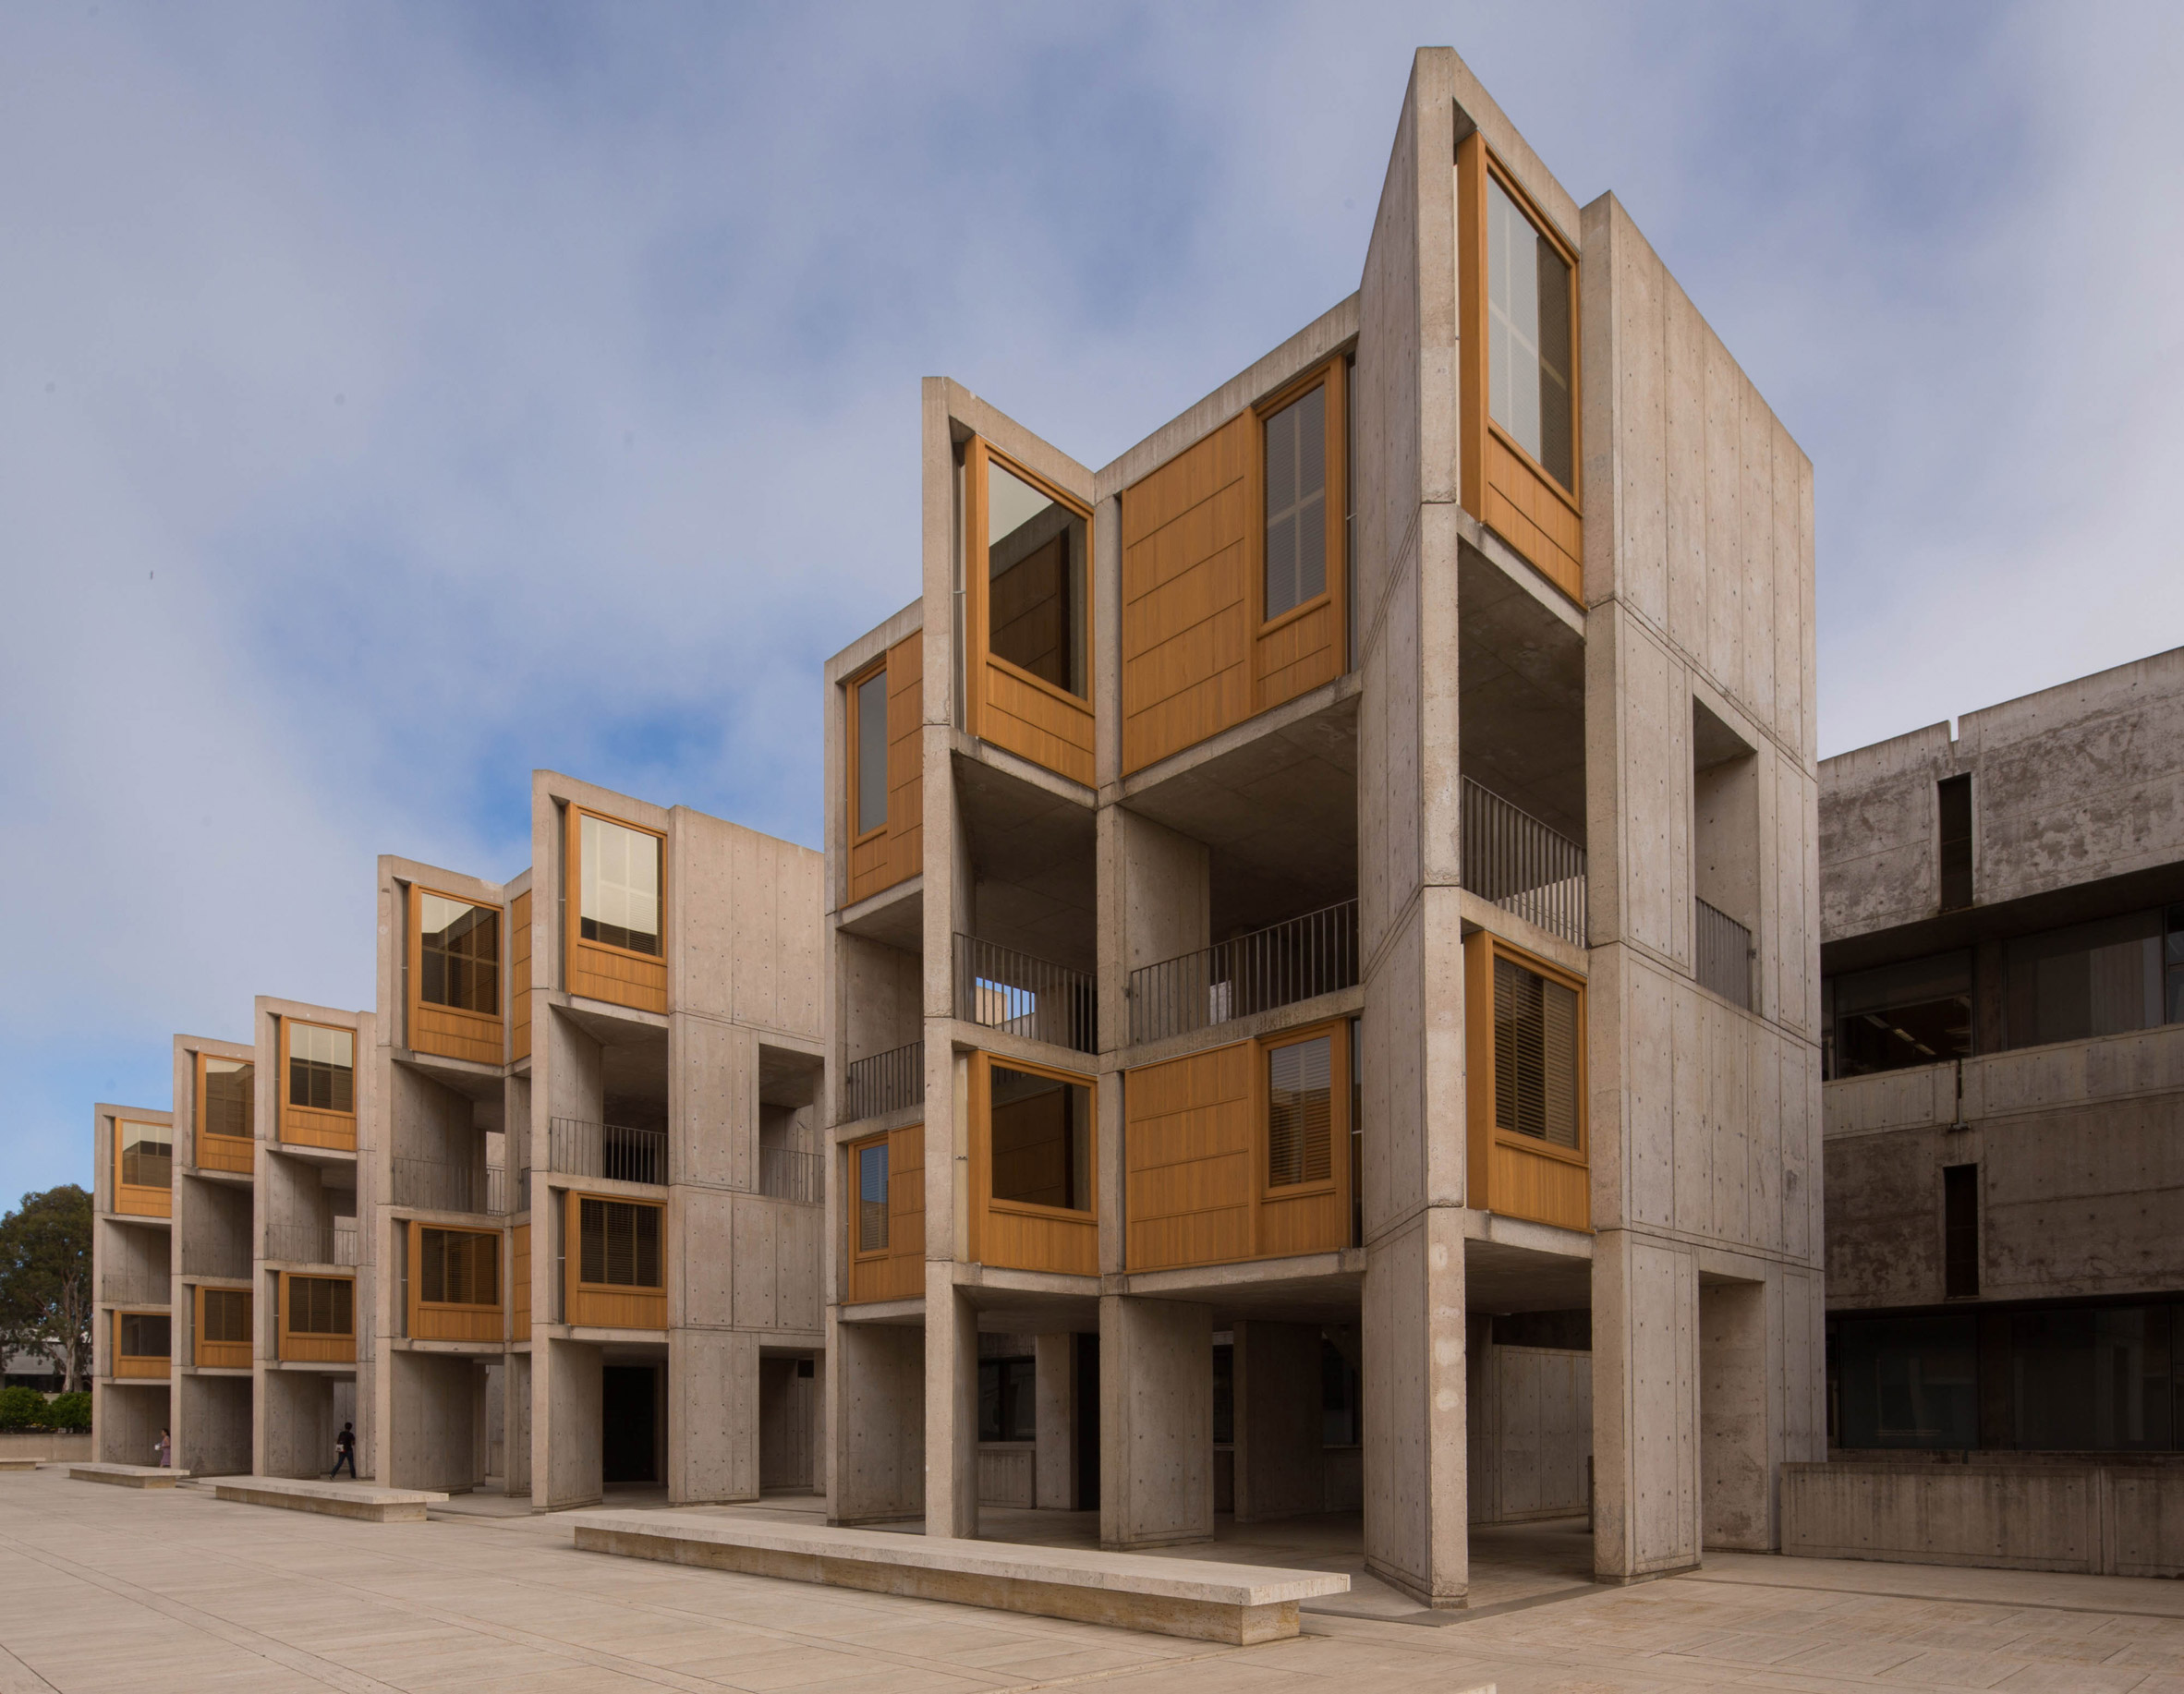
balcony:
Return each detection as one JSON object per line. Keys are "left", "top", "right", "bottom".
{"left": 758, "top": 1146, "right": 824, "bottom": 1205}
{"left": 844, "top": 1039, "right": 925, "bottom": 1121}
{"left": 264, "top": 1222, "right": 359, "bottom": 1267}
{"left": 953, "top": 937, "right": 1096, "bottom": 1054}
{"left": 547, "top": 1118, "right": 666, "bottom": 1187}
{"left": 180, "top": 1240, "right": 251, "bottom": 1280}
{"left": 1128, "top": 901, "right": 1359, "bottom": 1047}
{"left": 101, "top": 1271, "right": 169, "bottom": 1305}
{"left": 1695, "top": 897, "right": 1754, "bottom": 1010}
{"left": 392, "top": 1156, "right": 513, "bottom": 1216}
{"left": 1462, "top": 780, "right": 1586, "bottom": 949}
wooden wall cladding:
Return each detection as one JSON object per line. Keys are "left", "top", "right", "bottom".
{"left": 1119, "top": 364, "right": 1348, "bottom": 778}
{"left": 844, "top": 1122, "right": 925, "bottom": 1305}
{"left": 406, "top": 1225, "right": 504, "bottom": 1343}
{"left": 968, "top": 1055, "right": 1098, "bottom": 1277}
{"left": 280, "top": 1106, "right": 356, "bottom": 1153}
{"left": 511, "top": 1221, "right": 531, "bottom": 1340}
{"left": 510, "top": 890, "right": 533, "bottom": 1061}
{"left": 406, "top": 887, "right": 504, "bottom": 1065}
{"left": 562, "top": 1190, "right": 669, "bottom": 1330}
{"left": 1124, "top": 1022, "right": 1351, "bottom": 1272}
{"left": 115, "top": 1184, "right": 170, "bottom": 1219}
{"left": 846, "top": 632, "right": 925, "bottom": 907}
{"left": 197, "top": 1134, "right": 254, "bottom": 1177}
{"left": 564, "top": 807, "right": 669, "bottom": 1014}
{"left": 1484, "top": 433, "right": 1583, "bottom": 601}
{"left": 1462, "top": 930, "right": 1591, "bottom": 1234}
{"left": 278, "top": 1275, "right": 357, "bottom": 1363}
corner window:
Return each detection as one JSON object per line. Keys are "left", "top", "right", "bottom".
{"left": 420, "top": 894, "right": 500, "bottom": 1013}
{"left": 287, "top": 1276, "right": 353, "bottom": 1337}
{"left": 579, "top": 814, "right": 663, "bottom": 957}
{"left": 1263, "top": 385, "right": 1327, "bottom": 621}
{"left": 1486, "top": 172, "right": 1574, "bottom": 492}
{"left": 984, "top": 454, "right": 1087, "bottom": 699}
{"left": 200, "top": 1058, "right": 253, "bottom": 1140}
{"left": 578, "top": 1197, "right": 663, "bottom": 1289}
{"left": 1267, "top": 1034, "right": 1333, "bottom": 1188}
{"left": 855, "top": 1141, "right": 890, "bottom": 1252}
{"left": 989, "top": 1064, "right": 1092, "bottom": 1213}
{"left": 1493, "top": 955, "right": 1580, "bottom": 1149}
{"left": 118, "top": 1313, "right": 171, "bottom": 1359}
{"left": 288, "top": 1023, "right": 354, "bottom": 1113}
{"left": 853, "top": 666, "right": 889, "bottom": 836}
{"left": 118, "top": 1119, "right": 172, "bottom": 1190}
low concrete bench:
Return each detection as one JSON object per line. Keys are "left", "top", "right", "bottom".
{"left": 0, "top": 1458, "right": 42, "bottom": 1472}
{"left": 69, "top": 1464, "right": 188, "bottom": 1489}
{"left": 572, "top": 1512, "right": 1349, "bottom": 1643}
{"left": 212, "top": 1478, "right": 449, "bottom": 1522}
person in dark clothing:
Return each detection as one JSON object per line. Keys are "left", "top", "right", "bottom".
{"left": 331, "top": 1421, "right": 358, "bottom": 1479}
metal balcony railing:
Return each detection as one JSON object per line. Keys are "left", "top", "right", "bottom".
{"left": 843, "top": 1039, "right": 924, "bottom": 1121}
{"left": 1128, "top": 900, "right": 1359, "bottom": 1047}
{"left": 547, "top": 1118, "right": 667, "bottom": 1186}
{"left": 758, "top": 1145, "right": 824, "bottom": 1205}
{"left": 1462, "top": 780, "right": 1587, "bottom": 948}
{"left": 263, "top": 1222, "right": 358, "bottom": 1266}
{"left": 953, "top": 936, "right": 1097, "bottom": 1054}
{"left": 101, "top": 1271, "right": 170, "bottom": 1305}
{"left": 391, "top": 1156, "right": 512, "bottom": 1216}
{"left": 1695, "top": 897, "right": 1754, "bottom": 1010}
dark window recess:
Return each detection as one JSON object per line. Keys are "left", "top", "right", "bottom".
{"left": 977, "top": 1356, "right": 1036, "bottom": 1443}
{"left": 1938, "top": 774, "right": 1973, "bottom": 911}
{"left": 1212, "top": 1342, "right": 1234, "bottom": 1445}
{"left": 1827, "top": 951, "right": 1973, "bottom": 1079}
{"left": 1944, "top": 1164, "right": 1980, "bottom": 1298}
{"left": 1321, "top": 1336, "right": 1362, "bottom": 1446}
{"left": 796, "top": 1358, "right": 814, "bottom": 1380}
{"left": 579, "top": 1198, "right": 663, "bottom": 1289}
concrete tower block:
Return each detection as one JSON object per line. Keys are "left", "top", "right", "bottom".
{"left": 1363, "top": 1205, "right": 1468, "bottom": 1606}
{"left": 1592, "top": 1228, "right": 1699, "bottom": 1579}
{"left": 1233, "top": 1321, "right": 1323, "bottom": 1523}
{"left": 1099, "top": 1294, "right": 1213, "bottom": 1549}
{"left": 827, "top": 1314, "right": 922, "bottom": 1524}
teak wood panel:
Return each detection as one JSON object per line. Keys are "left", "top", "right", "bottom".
{"left": 278, "top": 1274, "right": 356, "bottom": 1364}
{"left": 278, "top": 1020, "right": 357, "bottom": 1151}
{"left": 511, "top": 1221, "right": 531, "bottom": 1339}
{"left": 1462, "top": 930, "right": 1591, "bottom": 1233}
{"left": 115, "top": 1184, "right": 170, "bottom": 1219}
{"left": 564, "top": 805, "right": 669, "bottom": 1014}
{"left": 1456, "top": 134, "right": 1583, "bottom": 605}
{"left": 1124, "top": 1022, "right": 1352, "bottom": 1272}
{"left": 510, "top": 890, "right": 533, "bottom": 1062}
{"left": 965, "top": 440, "right": 1096, "bottom": 788}
{"left": 196, "top": 1133, "right": 254, "bottom": 1177}
{"left": 968, "top": 1054, "right": 1097, "bottom": 1277}
{"left": 563, "top": 1190, "right": 668, "bottom": 1330}
{"left": 192, "top": 1286, "right": 251, "bottom": 1370}
{"left": 845, "top": 632, "right": 925, "bottom": 906}
{"left": 407, "top": 886, "right": 504, "bottom": 1065}
{"left": 844, "top": 1122, "right": 925, "bottom": 1305}
{"left": 407, "top": 1225, "right": 504, "bottom": 1343}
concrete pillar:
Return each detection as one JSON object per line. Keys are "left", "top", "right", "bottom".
{"left": 924, "top": 1270, "right": 978, "bottom": 1537}
{"left": 1592, "top": 1229, "right": 1700, "bottom": 1579}
{"left": 1099, "top": 1294, "right": 1212, "bottom": 1548}
{"left": 827, "top": 1314, "right": 923, "bottom": 1523}
{"left": 1362, "top": 1206, "right": 1468, "bottom": 1605}
{"left": 1033, "top": 1331, "right": 1077, "bottom": 1507}
{"left": 540, "top": 1336, "right": 602, "bottom": 1509}
{"left": 670, "top": 1327, "right": 758, "bottom": 1504}
{"left": 1233, "top": 1320, "right": 1324, "bottom": 1523}
{"left": 1700, "top": 1277, "right": 1768, "bottom": 1551}
{"left": 506, "top": 1352, "right": 532, "bottom": 1495}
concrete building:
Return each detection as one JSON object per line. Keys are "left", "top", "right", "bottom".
{"left": 90, "top": 772, "right": 826, "bottom": 1503}
{"left": 822, "top": 45, "right": 1823, "bottom": 1603}
{"left": 1804, "top": 647, "right": 2184, "bottom": 1570}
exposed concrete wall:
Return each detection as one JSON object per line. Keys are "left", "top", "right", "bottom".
{"left": 1033, "top": 1331, "right": 1077, "bottom": 1508}
{"left": 758, "top": 1356, "right": 816, "bottom": 1490}
{"left": 544, "top": 1338, "right": 601, "bottom": 1508}
{"left": 260, "top": 1369, "right": 339, "bottom": 1481}
{"left": 1232, "top": 1321, "right": 1322, "bottom": 1524}
{"left": 98, "top": 1382, "right": 167, "bottom": 1468}
{"left": 179, "top": 1373, "right": 252, "bottom": 1478}
{"left": 1467, "top": 1326, "right": 1592, "bottom": 1526}
{"left": 1822, "top": 647, "right": 2184, "bottom": 942}
{"left": 1700, "top": 1279, "right": 1768, "bottom": 1550}
{"left": 390, "top": 1350, "right": 480, "bottom": 1493}
{"left": 926, "top": 1274, "right": 978, "bottom": 1537}
{"left": 1100, "top": 1295, "right": 1212, "bottom": 1548}
{"left": 828, "top": 1316, "right": 922, "bottom": 1523}
{"left": 671, "top": 1327, "right": 758, "bottom": 1504}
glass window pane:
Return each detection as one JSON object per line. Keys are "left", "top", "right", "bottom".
{"left": 1831, "top": 951, "right": 1973, "bottom": 1076}
{"left": 2006, "top": 911, "right": 2165, "bottom": 1048}
{"left": 288, "top": 1023, "right": 355, "bottom": 1113}
{"left": 200, "top": 1059, "right": 254, "bottom": 1141}
{"left": 580, "top": 815, "right": 663, "bottom": 956}
{"left": 118, "top": 1119, "right": 172, "bottom": 1190}
{"left": 1836, "top": 1314, "right": 1978, "bottom": 1448}
{"left": 857, "top": 1143, "right": 890, "bottom": 1252}
{"left": 1268, "top": 1035, "right": 1332, "bottom": 1187}
{"left": 986, "top": 458, "right": 1087, "bottom": 699}
{"left": 1263, "top": 386, "right": 1328, "bottom": 621}
{"left": 420, "top": 894, "right": 501, "bottom": 1014}
{"left": 989, "top": 1066, "right": 1092, "bottom": 1213}
{"left": 855, "top": 672, "right": 890, "bottom": 835}
{"left": 2010, "top": 1306, "right": 2172, "bottom": 1450}
{"left": 120, "top": 1313, "right": 171, "bottom": 1357}
{"left": 1486, "top": 174, "right": 1575, "bottom": 492}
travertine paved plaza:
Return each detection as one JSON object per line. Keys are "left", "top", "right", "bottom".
{"left": 7, "top": 1471, "right": 2184, "bottom": 1692}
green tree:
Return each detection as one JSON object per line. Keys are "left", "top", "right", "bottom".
{"left": 0, "top": 1187, "right": 93, "bottom": 1391}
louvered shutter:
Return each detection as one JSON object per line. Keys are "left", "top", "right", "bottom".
{"left": 1267, "top": 1035, "right": 1333, "bottom": 1187}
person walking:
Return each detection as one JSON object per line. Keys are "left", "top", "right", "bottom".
{"left": 330, "top": 1421, "right": 358, "bottom": 1480}
{"left": 154, "top": 1428, "right": 171, "bottom": 1469}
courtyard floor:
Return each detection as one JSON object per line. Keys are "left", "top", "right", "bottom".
{"left": 7, "top": 1468, "right": 2184, "bottom": 1692}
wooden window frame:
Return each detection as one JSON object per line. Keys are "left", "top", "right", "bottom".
{"left": 1256, "top": 1019, "right": 1350, "bottom": 1203}
{"left": 1463, "top": 930, "right": 1590, "bottom": 1232}
{"left": 565, "top": 805, "right": 669, "bottom": 971}
{"left": 963, "top": 438, "right": 1097, "bottom": 737}
{"left": 845, "top": 658, "right": 890, "bottom": 850}
{"left": 114, "top": 1308, "right": 172, "bottom": 1378}
{"left": 113, "top": 1116, "right": 173, "bottom": 1216}
{"left": 1457, "top": 137, "right": 1583, "bottom": 565}
{"left": 192, "top": 1052, "right": 256, "bottom": 1175}
{"left": 411, "top": 1223, "right": 504, "bottom": 1312}
{"left": 279, "top": 1018, "right": 357, "bottom": 1150}
{"left": 847, "top": 1132, "right": 892, "bottom": 1263}
{"left": 1249, "top": 359, "right": 1350, "bottom": 659}
{"left": 192, "top": 1284, "right": 253, "bottom": 1370}
{"left": 567, "top": 1191, "right": 666, "bottom": 1295}
{"left": 975, "top": 1051, "right": 1099, "bottom": 1230}
{"left": 408, "top": 884, "right": 504, "bottom": 1044}
{"left": 278, "top": 1271, "right": 357, "bottom": 1362}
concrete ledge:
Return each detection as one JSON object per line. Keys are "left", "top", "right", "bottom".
{"left": 572, "top": 1512, "right": 1348, "bottom": 1643}
{"left": 70, "top": 1464, "right": 188, "bottom": 1488}
{"left": 0, "top": 1458, "right": 42, "bottom": 1472}
{"left": 213, "top": 1478, "right": 449, "bottom": 1522}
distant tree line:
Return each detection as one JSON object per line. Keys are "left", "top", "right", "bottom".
{"left": 0, "top": 1186, "right": 92, "bottom": 1393}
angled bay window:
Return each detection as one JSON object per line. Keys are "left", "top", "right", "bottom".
{"left": 410, "top": 889, "right": 504, "bottom": 1064}
{"left": 1251, "top": 362, "right": 1350, "bottom": 716}
{"left": 965, "top": 441, "right": 1095, "bottom": 786}
{"left": 281, "top": 1021, "right": 356, "bottom": 1150}
{"left": 843, "top": 632, "right": 924, "bottom": 904}
{"left": 280, "top": 1272, "right": 355, "bottom": 1362}
{"left": 844, "top": 1123, "right": 924, "bottom": 1304}
{"left": 1458, "top": 134, "right": 1583, "bottom": 599}
{"left": 1463, "top": 932, "right": 1588, "bottom": 1231}
{"left": 1262, "top": 385, "right": 1327, "bottom": 622}
{"left": 115, "top": 1311, "right": 170, "bottom": 1379}
{"left": 567, "top": 1192, "right": 667, "bottom": 1328}
{"left": 195, "top": 1055, "right": 254, "bottom": 1175}
{"left": 566, "top": 806, "right": 669, "bottom": 1013}
{"left": 115, "top": 1118, "right": 172, "bottom": 1216}
{"left": 195, "top": 1286, "right": 251, "bottom": 1370}
{"left": 853, "top": 666, "right": 890, "bottom": 838}
{"left": 972, "top": 1056, "right": 1097, "bottom": 1276}
{"left": 411, "top": 1224, "right": 502, "bottom": 1342}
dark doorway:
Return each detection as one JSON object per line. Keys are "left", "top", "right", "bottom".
{"left": 1074, "top": 1332, "right": 1099, "bottom": 1509}
{"left": 602, "top": 1365, "right": 658, "bottom": 1484}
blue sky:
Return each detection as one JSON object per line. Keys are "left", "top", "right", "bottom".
{"left": 5, "top": 2, "right": 2182, "bottom": 1204}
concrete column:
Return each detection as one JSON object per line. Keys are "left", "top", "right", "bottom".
{"left": 540, "top": 1336, "right": 602, "bottom": 1509}
{"left": 1592, "top": 1229, "right": 1700, "bottom": 1579}
{"left": 1233, "top": 1320, "right": 1324, "bottom": 1523}
{"left": 506, "top": 1351, "right": 532, "bottom": 1495}
{"left": 1362, "top": 1206, "right": 1468, "bottom": 1605}
{"left": 1033, "top": 1331, "right": 1077, "bottom": 1507}
{"left": 670, "top": 1327, "right": 758, "bottom": 1504}
{"left": 827, "top": 1313, "right": 922, "bottom": 1523}
{"left": 1099, "top": 1294, "right": 1212, "bottom": 1548}
{"left": 924, "top": 1269, "right": 978, "bottom": 1537}
{"left": 1700, "top": 1277, "right": 1768, "bottom": 1551}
